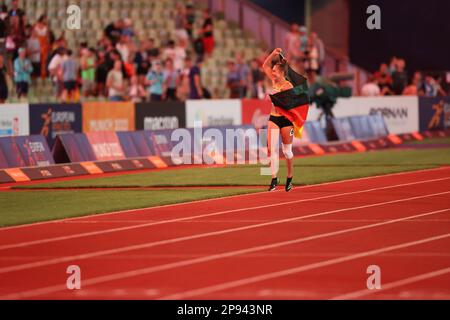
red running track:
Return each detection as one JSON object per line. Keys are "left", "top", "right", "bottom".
{"left": 0, "top": 167, "right": 449, "bottom": 299}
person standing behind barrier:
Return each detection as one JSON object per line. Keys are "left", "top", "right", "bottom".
{"left": 201, "top": 10, "right": 214, "bottom": 57}
{"left": 226, "top": 60, "right": 242, "bottom": 99}
{"left": 95, "top": 51, "right": 108, "bottom": 97}
{"left": 14, "top": 47, "right": 32, "bottom": 99}
{"left": 184, "top": 4, "right": 195, "bottom": 40}
{"left": 146, "top": 61, "right": 164, "bottom": 101}
{"left": 163, "top": 58, "right": 178, "bottom": 100}
{"left": 80, "top": 48, "right": 96, "bottom": 97}
{"left": 33, "top": 14, "right": 49, "bottom": 79}
{"left": 128, "top": 75, "right": 146, "bottom": 102}
{"left": 61, "top": 49, "right": 78, "bottom": 102}
{"left": 236, "top": 53, "right": 250, "bottom": 98}
{"left": 249, "top": 58, "right": 265, "bottom": 99}
{"left": 174, "top": 4, "right": 189, "bottom": 44}
{"left": 0, "top": 55, "right": 8, "bottom": 102}
{"left": 391, "top": 59, "right": 407, "bottom": 95}
{"left": 106, "top": 60, "right": 125, "bottom": 101}
{"left": 374, "top": 63, "right": 393, "bottom": 96}
{"left": 26, "top": 29, "right": 41, "bottom": 81}
{"left": 285, "top": 23, "right": 300, "bottom": 62}
{"left": 48, "top": 47, "right": 65, "bottom": 99}
{"left": 185, "top": 56, "right": 203, "bottom": 99}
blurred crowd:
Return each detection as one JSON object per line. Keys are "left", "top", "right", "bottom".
{"left": 0, "top": 1, "right": 215, "bottom": 103}
{"left": 1, "top": 0, "right": 446, "bottom": 104}
{"left": 225, "top": 23, "right": 325, "bottom": 100}
{"left": 361, "top": 57, "right": 447, "bottom": 97}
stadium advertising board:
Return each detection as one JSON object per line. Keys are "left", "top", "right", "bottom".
{"left": 135, "top": 101, "right": 186, "bottom": 130}
{"left": 56, "top": 133, "right": 97, "bottom": 162}
{"left": 0, "top": 135, "right": 54, "bottom": 168}
{"left": 302, "top": 121, "right": 327, "bottom": 144}
{"left": 117, "top": 131, "right": 156, "bottom": 157}
{"left": 241, "top": 99, "right": 272, "bottom": 129}
{"left": 29, "top": 103, "right": 82, "bottom": 148}
{"left": 186, "top": 99, "right": 242, "bottom": 128}
{"left": 332, "top": 117, "right": 356, "bottom": 141}
{"left": 333, "top": 96, "right": 419, "bottom": 134}
{"left": 418, "top": 97, "right": 450, "bottom": 131}
{"left": 0, "top": 104, "right": 29, "bottom": 137}
{"left": 85, "top": 131, "right": 126, "bottom": 161}
{"left": 82, "top": 102, "right": 135, "bottom": 132}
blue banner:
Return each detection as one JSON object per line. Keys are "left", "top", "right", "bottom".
{"left": 304, "top": 121, "right": 327, "bottom": 143}
{"left": 29, "top": 103, "right": 82, "bottom": 148}
{"left": 419, "top": 97, "right": 450, "bottom": 131}
{"left": 0, "top": 135, "right": 54, "bottom": 168}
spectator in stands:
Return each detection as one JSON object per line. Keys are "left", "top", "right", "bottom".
{"left": 104, "top": 20, "right": 123, "bottom": 46}
{"left": 185, "top": 56, "right": 203, "bottom": 99}
{"left": 184, "top": 4, "right": 195, "bottom": 39}
{"left": 391, "top": 58, "right": 408, "bottom": 95}
{"left": 128, "top": 75, "right": 146, "bottom": 102}
{"left": 80, "top": 48, "right": 96, "bottom": 97}
{"left": 403, "top": 71, "right": 424, "bottom": 96}
{"left": 311, "top": 32, "right": 325, "bottom": 74}
{"left": 13, "top": 47, "right": 32, "bottom": 99}
{"left": 8, "top": 0, "right": 24, "bottom": 20}
{"left": 146, "top": 60, "right": 164, "bottom": 101}
{"left": 95, "top": 50, "right": 108, "bottom": 97}
{"left": 26, "top": 29, "right": 40, "bottom": 80}
{"left": 61, "top": 49, "right": 78, "bottom": 102}
{"left": 33, "top": 14, "right": 49, "bottom": 79}
{"left": 53, "top": 31, "right": 67, "bottom": 51}
{"left": 163, "top": 39, "right": 186, "bottom": 72}
{"left": 201, "top": 9, "right": 214, "bottom": 56}
{"left": 48, "top": 46, "right": 65, "bottom": 99}
{"left": 236, "top": 53, "right": 250, "bottom": 98}
{"left": 193, "top": 29, "right": 204, "bottom": 60}
{"left": 163, "top": 58, "right": 178, "bottom": 100}
{"left": 285, "top": 23, "right": 300, "bottom": 62}
{"left": 298, "top": 26, "right": 308, "bottom": 53}
{"left": 388, "top": 56, "right": 397, "bottom": 75}
{"left": 303, "top": 34, "right": 319, "bottom": 75}
{"left": 122, "top": 18, "right": 134, "bottom": 38}
{"left": 423, "top": 75, "right": 446, "bottom": 97}
{"left": 0, "top": 54, "right": 8, "bottom": 102}
{"left": 249, "top": 58, "right": 265, "bottom": 99}
{"left": 147, "top": 38, "right": 160, "bottom": 59}
{"left": 373, "top": 63, "right": 393, "bottom": 95}
{"left": 177, "top": 60, "right": 190, "bottom": 101}
{"left": 134, "top": 40, "right": 150, "bottom": 86}
{"left": 106, "top": 60, "right": 125, "bottom": 101}
{"left": 124, "top": 53, "right": 136, "bottom": 79}
{"left": 8, "top": 14, "right": 25, "bottom": 61}
{"left": 174, "top": 3, "right": 189, "bottom": 44}
{"left": 116, "top": 34, "right": 133, "bottom": 63}
{"left": 226, "top": 60, "right": 242, "bottom": 99}
{"left": 361, "top": 76, "right": 380, "bottom": 96}
{"left": 0, "top": 5, "right": 9, "bottom": 65}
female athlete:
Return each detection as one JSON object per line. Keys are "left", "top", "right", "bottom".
{"left": 263, "top": 48, "right": 295, "bottom": 192}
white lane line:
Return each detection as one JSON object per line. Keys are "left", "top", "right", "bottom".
{"left": 331, "top": 267, "right": 450, "bottom": 300}
{"left": 161, "top": 233, "right": 450, "bottom": 300}
{"left": 0, "top": 190, "right": 448, "bottom": 274}
{"left": 1, "top": 176, "right": 449, "bottom": 251}
{"left": 1, "top": 208, "right": 448, "bottom": 299}
{"left": 1, "top": 166, "right": 448, "bottom": 231}
{"left": 0, "top": 191, "right": 449, "bottom": 275}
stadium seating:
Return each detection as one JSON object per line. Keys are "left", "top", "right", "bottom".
{"left": 7, "top": 0, "right": 266, "bottom": 102}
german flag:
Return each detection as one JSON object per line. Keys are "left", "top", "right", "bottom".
{"left": 269, "top": 65, "right": 310, "bottom": 138}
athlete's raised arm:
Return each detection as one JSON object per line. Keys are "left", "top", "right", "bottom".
{"left": 262, "top": 48, "right": 283, "bottom": 82}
